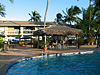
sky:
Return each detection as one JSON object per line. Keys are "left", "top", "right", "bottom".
{"left": 0, "top": 0, "right": 90, "bottom": 22}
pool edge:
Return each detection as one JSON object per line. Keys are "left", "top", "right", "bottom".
{"left": 6, "top": 50, "right": 95, "bottom": 74}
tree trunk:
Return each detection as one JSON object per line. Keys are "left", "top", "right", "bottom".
{"left": 89, "top": 0, "right": 91, "bottom": 31}
{"left": 44, "top": 0, "right": 49, "bottom": 48}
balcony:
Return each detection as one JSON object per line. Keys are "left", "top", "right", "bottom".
{"left": 6, "top": 30, "right": 35, "bottom": 36}
{"left": 23, "top": 30, "right": 35, "bottom": 35}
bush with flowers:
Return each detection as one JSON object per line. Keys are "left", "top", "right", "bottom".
{"left": 87, "top": 37, "right": 95, "bottom": 45}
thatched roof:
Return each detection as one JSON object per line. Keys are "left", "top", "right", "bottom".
{"left": 33, "top": 25, "right": 83, "bottom": 36}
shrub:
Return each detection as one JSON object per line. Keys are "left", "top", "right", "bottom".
{"left": 87, "top": 37, "right": 95, "bottom": 43}
{"left": 0, "top": 37, "right": 4, "bottom": 50}
{"left": 78, "top": 37, "right": 84, "bottom": 45}
{"left": 39, "top": 40, "right": 49, "bottom": 48}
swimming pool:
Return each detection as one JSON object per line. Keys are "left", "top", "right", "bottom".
{"left": 7, "top": 51, "right": 100, "bottom": 75}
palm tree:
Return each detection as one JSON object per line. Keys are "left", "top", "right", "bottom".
{"left": 94, "top": 0, "right": 100, "bottom": 8}
{"left": 74, "top": 6, "right": 97, "bottom": 38}
{"left": 0, "top": 0, "right": 13, "bottom": 17}
{"left": 93, "top": 0, "right": 100, "bottom": 44}
{"left": 55, "top": 13, "right": 63, "bottom": 23}
{"left": 77, "top": 0, "right": 92, "bottom": 30}
{"left": 93, "top": 0, "right": 100, "bottom": 22}
{"left": 28, "top": 10, "right": 41, "bottom": 22}
{"left": 62, "top": 6, "right": 81, "bottom": 25}
{"left": 0, "top": 3, "right": 6, "bottom": 17}
{"left": 77, "top": 6, "right": 95, "bottom": 23}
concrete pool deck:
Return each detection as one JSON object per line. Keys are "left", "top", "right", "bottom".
{"left": 0, "top": 45, "right": 100, "bottom": 75}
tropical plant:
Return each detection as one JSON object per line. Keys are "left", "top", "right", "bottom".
{"left": 77, "top": 0, "right": 93, "bottom": 31}
{"left": 0, "top": 37, "right": 4, "bottom": 50}
{"left": 0, "top": 0, "right": 13, "bottom": 17}
{"left": 0, "top": 3, "right": 6, "bottom": 17}
{"left": 93, "top": 0, "right": 100, "bottom": 23}
{"left": 77, "top": 0, "right": 92, "bottom": 19}
{"left": 55, "top": 13, "right": 63, "bottom": 23}
{"left": 93, "top": 0, "right": 100, "bottom": 9}
{"left": 74, "top": 5, "right": 97, "bottom": 38}
{"left": 78, "top": 37, "right": 84, "bottom": 45}
{"left": 28, "top": 10, "right": 41, "bottom": 22}
{"left": 62, "top": 6, "right": 81, "bottom": 25}
{"left": 87, "top": 37, "right": 95, "bottom": 44}
{"left": 39, "top": 40, "right": 49, "bottom": 48}
{"left": 92, "top": 0, "right": 100, "bottom": 37}
{"left": 74, "top": 20, "right": 96, "bottom": 37}
{"left": 76, "top": 5, "right": 95, "bottom": 23}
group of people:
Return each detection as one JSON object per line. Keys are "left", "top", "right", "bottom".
{"left": 49, "top": 39, "right": 67, "bottom": 49}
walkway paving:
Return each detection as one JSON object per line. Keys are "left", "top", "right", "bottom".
{"left": 0, "top": 45, "right": 99, "bottom": 75}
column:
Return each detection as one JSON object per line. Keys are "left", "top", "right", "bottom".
{"left": 76, "top": 34, "right": 78, "bottom": 49}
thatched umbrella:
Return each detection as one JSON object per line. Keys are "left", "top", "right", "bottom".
{"left": 33, "top": 25, "right": 83, "bottom": 49}
{"left": 33, "top": 25, "right": 83, "bottom": 36}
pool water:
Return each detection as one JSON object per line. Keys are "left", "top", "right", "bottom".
{"left": 7, "top": 52, "right": 100, "bottom": 75}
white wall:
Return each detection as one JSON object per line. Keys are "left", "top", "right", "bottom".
{"left": 4, "top": 27, "right": 8, "bottom": 36}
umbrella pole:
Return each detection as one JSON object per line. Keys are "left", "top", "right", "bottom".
{"left": 44, "top": 34, "right": 46, "bottom": 48}
{"left": 76, "top": 34, "right": 78, "bottom": 49}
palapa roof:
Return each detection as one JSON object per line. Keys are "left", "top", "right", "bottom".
{"left": 33, "top": 25, "right": 83, "bottom": 36}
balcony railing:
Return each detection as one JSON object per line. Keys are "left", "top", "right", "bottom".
{"left": 23, "top": 30, "right": 35, "bottom": 34}
{"left": 6, "top": 30, "right": 35, "bottom": 35}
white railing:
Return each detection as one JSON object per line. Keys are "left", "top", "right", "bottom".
{"left": 6, "top": 30, "right": 35, "bottom": 35}
{"left": 7, "top": 30, "right": 19, "bottom": 35}
{"left": 23, "top": 30, "right": 35, "bottom": 34}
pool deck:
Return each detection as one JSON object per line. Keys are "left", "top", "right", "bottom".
{"left": 0, "top": 45, "right": 100, "bottom": 75}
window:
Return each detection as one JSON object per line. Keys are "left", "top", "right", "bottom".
{"left": 23, "top": 26, "right": 35, "bottom": 30}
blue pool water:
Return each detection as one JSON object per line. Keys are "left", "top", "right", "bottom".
{"left": 7, "top": 51, "right": 100, "bottom": 75}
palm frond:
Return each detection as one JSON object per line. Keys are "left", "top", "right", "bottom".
{"left": 62, "top": 10, "right": 67, "bottom": 15}
{"left": 10, "top": 0, "right": 13, "bottom": 3}
{"left": 28, "top": 10, "right": 41, "bottom": 22}
{"left": 0, "top": 3, "right": 6, "bottom": 17}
